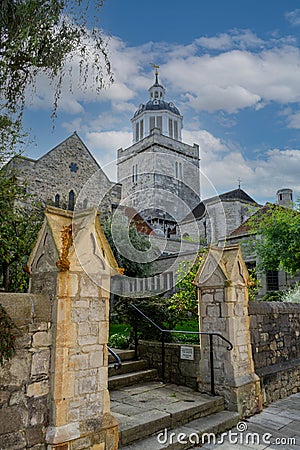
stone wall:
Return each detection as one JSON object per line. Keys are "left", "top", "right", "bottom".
{"left": 138, "top": 340, "right": 200, "bottom": 389}
{"left": 7, "top": 132, "right": 121, "bottom": 215}
{"left": 249, "top": 301, "right": 300, "bottom": 404}
{"left": 0, "top": 293, "right": 52, "bottom": 449}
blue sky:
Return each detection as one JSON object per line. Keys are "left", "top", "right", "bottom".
{"left": 23, "top": 0, "right": 300, "bottom": 203}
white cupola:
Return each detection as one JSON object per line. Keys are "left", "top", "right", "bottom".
{"left": 131, "top": 66, "right": 183, "bottom": 143}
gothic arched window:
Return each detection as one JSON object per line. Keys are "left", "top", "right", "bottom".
{"left": 68, "top": 190, "right": 75, "bottom": 211}
{"left": 55, "top": 194, "right": 60, "bottom": 207}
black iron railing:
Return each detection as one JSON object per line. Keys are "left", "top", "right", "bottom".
{"left": 130, "top": 303, "right": 233, "bottom": 396}
{"left": 108, "top": 346, "right": 122, "bottom": 370}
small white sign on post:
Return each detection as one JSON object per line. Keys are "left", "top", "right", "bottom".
{"left": 180, "top": 346, "right": 194, "bottom": 361}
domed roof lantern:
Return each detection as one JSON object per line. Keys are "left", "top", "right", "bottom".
{"left": 148, "top": 64, "right": 166, "bottom": 101}
{"left": 131, "top": 65, "right": 183, "bottom": 142}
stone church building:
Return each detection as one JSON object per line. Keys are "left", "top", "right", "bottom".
{"left": 6, "top": 132, "right": 121, "bottom": 217}
{"left": 4, "top": 70, "right": 296, "bottom": 297}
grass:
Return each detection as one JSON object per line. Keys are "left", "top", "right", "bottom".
{"left": 172, "top": 319, "right": 200, "bottom": 344}
{"left": 109, "top": 323, "right": 132, "bottom": 337}
{"left": 108, "top": 319, "right": 200, "bottom": 346}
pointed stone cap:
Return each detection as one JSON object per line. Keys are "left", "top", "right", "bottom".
{"left": 27, "top": 206, "right": 123, "bottom": 277}
{"left": 194, "top": 245, "right": 250, "bottom": 288}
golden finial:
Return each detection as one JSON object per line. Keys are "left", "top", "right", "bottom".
{"left": 150, "top": 63, "right": 160, "bottom": 75}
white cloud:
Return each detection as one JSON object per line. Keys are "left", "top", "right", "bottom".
{"left": 85, "top": 130, "right": 132, "bottom": 153}
{"left": 182, "top": 127, "right": 300, "bottom": 203}
{"left": 286, "top": 110, "right": 300, "bottom": 129}
{"left": 81, "top": 130, "right": 132, "bottom": 181}
{"left": 163, "top": 45, "right": 300, "bottom": 113}
{"left": 23, "top": 28, "right": 300, "bottom": 203}
{"left": 286, "top": 9, "right": 300, "bottom": 26}
{"left": 196, "top": 30, "right": 264, "bottom": 50}
{"left": 26, "top": 29, "right": 300, "bottom": 117}
{"left": 182, "top": 129, "right": 228, "bottom": 153}
{"left": 185, "top": 86, "right": 261, "bottom": 113}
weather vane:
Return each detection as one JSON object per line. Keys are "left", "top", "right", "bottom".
{"left": 150, "top": 63, "right": 160, "bottom": 75}
{"left": 238, "top": 178, "right": 242, "bottom": 189}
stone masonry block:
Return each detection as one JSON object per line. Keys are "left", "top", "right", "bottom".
{"left": 68, "top": 354, "right": 89, "bottom": 371}
{"left": 206, "top": 304, "right": 221, "bottom": 317}
{"left": 27, "top": 380, "right": 49, "bottom": 398}
{"left": 0, "top": 431, "right": 27, "bottom": 449}
{"left": 0, "top": 352, "right": 31, "bottom": 388}
{"left": 25, "top": 425, "right": 45, "bottom": 446}
{"left": 0, "top": 406, "right": 28, "bottom": 434}
{"left": 97, "top": 367, "right": 108, "bottom": 391}
{"left": 57, "top": 273, "right": 79, "bottom": 298}
{"left": 80, "top": 277, "right": 99, "bottom": 297}
{"left": 214, "top": 289, "right": 224, "bottom": 302}
{"left": 31, "top": 349, "right": 51, "bottom": 375}
{"left": 78, "top": 333, "right": 99, "bottom": 346}
{"left": 46, "top": 423, "right": 80, "bottom": 444}
{"left": 221, "top": 302, "right": 234, "bottom": 317}
{"left": 91, "top": 445, "right": 105, "bottom": 450}
{"left": 77, "top": 375, "right": 97, "bottom": 395}
{"left": 71, "top": 307, "right": 89, "bottom": 323}
{"left": 98, "top": 322, "right": 108, "bottom": 345}
{"left": 29, "top": 322, "right": 49, "bottom": 333}
{"left": 89, "top": 299, "right": 107, "bottom": 322}
{"left": 90, "top": 350, "right": 104, "bottom": 369}
{"left": 33, "top": 331, "right": 52, "bottom": 347}
{"left": 78, "top": 323, "right": 98, "bottom": 337}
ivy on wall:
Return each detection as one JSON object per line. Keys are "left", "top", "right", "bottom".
{"left": 0, "top": 304, "right": 17, "bottom": 365}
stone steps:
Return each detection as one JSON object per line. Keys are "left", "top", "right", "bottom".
{"left": 119, "top": 409, "right": 239, "bottom": 449}
{"left": 117, "top": 394, "right": 225, "bottom": 447}
{"left": 108, "top": 349, "right": 136, "bottom": 363}
{"left": 108, "top": 350, "right": 239, "bottom": 449}
{"left": 109, "top": 359, "right": 149, "bottom": 377}
{"left": 109, "top": 368, "right": 158, "bottom": 390}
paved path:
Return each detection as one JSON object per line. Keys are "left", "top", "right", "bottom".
{"left": 197, "top": 393, "right": 300, "bottom": 450}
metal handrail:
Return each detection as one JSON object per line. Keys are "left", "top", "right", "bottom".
{"left": 108, "top": 346, "right": 122, "bottom": 370}
{"left": 130, "top": 303, "right": 233, "bottom": 396}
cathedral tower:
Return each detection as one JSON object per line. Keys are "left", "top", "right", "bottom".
{"left": 117, "top": 68, "right": 200, "bottom": 237}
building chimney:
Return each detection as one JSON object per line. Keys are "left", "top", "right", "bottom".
{"left": 276, "top": 188, "right": 293, "bottom": 208}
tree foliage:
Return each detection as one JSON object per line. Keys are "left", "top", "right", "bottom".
{"left": 249, "top": 202, "right": 300, "bottom": 277}
{"left": 0, "top": 304, "right": 18, "bottom": 365}
{"left": 0, "top": 0, "right": 112, "bottom": 160}
{"left": 0, "top": 174, "right": 43, "bottom": 291}
{"left": 102, "top": 219, "right": 153, "bottom": 278}
{"left": 168, "top": 253, "right": 203, "bottom": 318}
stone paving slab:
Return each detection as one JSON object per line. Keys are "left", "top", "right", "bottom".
{"left": 198, "top": 393, "right": 300, "bottom": 450}
{"left": 120, "top": 410, "right": 239, "bottom": 450}
{"left": 112, "top": 382, "right": 226, "bottom": 448}
{"left": 114, "top": 385, "right": 300, "bottom": 449}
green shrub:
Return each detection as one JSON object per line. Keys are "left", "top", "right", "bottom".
{"left": 112, "top": 295, "right": 181, "bottom": 342}
{"left": 260, "top": 291, "right": 284, "bottom": 302}
{"left": 247, "top": 268, "right": 261, "bottom": 301}
{"left": 109, "top": 331, "right": 131, "bottom": 349}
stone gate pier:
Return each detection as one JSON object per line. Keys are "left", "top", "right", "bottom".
{"left": 194, "top": 245, "right": 262, "bottom": 417}
{"left": 27, "top": 206, "right": 121, "bottom": 449}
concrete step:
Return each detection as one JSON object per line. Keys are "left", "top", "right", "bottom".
{"left": 108, "top": 348, "right": 135, "bottom": 364}
{"left": 109, "top": 369, "right": 158, "bottom": 390}
{"left": 119, "top": 410, "right": 240, "bottom": 449}
{"left": 110, "top": 382, "right": 227, "bottom": 447}
{"left": 109, "top": 359, "right": 149, "bottom": 377}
